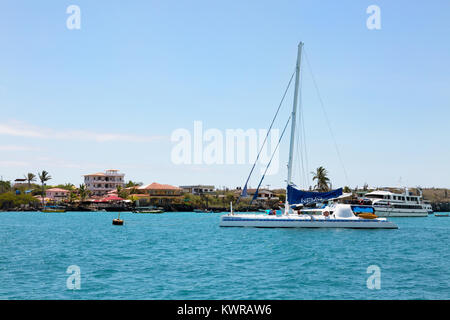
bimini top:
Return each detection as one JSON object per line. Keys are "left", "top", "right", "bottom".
{"left": 331, "top": 204, "right": 356, "bottom": 218}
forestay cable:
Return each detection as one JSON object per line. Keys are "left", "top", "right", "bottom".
{"left": 239, "top": 70, "right": 296, "bottom": 200}
{"left": 251, "top": 115, "right": 292, "bottom": 204}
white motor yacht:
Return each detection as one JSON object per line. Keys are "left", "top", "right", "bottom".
{"left": 364, "top": 190, "right": 429, "bottom": 217}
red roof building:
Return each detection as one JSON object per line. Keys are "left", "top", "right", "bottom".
{"left": 137, "top": 183, "right": 183, "bottom": 197}
{"left": 46, "top": 188, "right": 70, "bottom": 201}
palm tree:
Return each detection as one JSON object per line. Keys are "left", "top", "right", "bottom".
{"left": 311, "top": 166, "right": 331, "bottom": 192}
{"left": 78, "top": 184, "right": 89, "bottom": 202}
{"left": 116, "top": 185, "right": 129, "bottom": 199}
{"left": 24, "top": 173, "right": 36, "bottom": 187}
{"left": 68, "top": 190, "right": 78, "bottom": 204}
{"left": 64, "top": 183, "right": 75, "bottom": 191}
{"left": 125, "top": 181, "right": 143, "bottom": 188}
{"left": 38, "top": 170, "right": 52, "bottom": 207}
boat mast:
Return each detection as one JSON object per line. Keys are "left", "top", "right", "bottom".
{"left": 285, "top": 42, "right": 303, "bottom": 215}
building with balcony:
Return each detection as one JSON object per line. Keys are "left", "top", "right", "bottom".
{"left": 128, "top": 182, "right": 183, "bottom": 206}
{"left": 83, "top": 169, "right": 125, "bottom": 197}
{"left": 180, "top": 185, "right": 215, "bottom": 195}
{"left": 46, "top": 188, "right": 69, "bottom": 201}
{"left": 245, "top": 189, "right": 279, "bottom": 201}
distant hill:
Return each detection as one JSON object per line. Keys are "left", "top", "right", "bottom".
{"left": 420, "top": 188, "right": 450, "bottom": 203}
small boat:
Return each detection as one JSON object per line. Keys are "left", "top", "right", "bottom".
{"left": 133, "top": 206, "right": 164, "bottom": 214}
{"left": 41, "top": 206, "right": 66, "bottom": 213}
{"left": 435, "top": 213, "right": 449, "bottom": 217}
{"left": 112, "top": 212, "right": 124, "bottom": 225}
{"left": 137, "top": 209, "right": 164, "bottom": 214}
{"left": 194, "top": 209, "right": 211, "bottom": 213}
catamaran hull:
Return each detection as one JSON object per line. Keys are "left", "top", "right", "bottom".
{"left": 220, "top": 216, "right": 398, "bottom": 229}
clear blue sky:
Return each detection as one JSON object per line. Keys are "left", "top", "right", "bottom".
{"left": 0, "top": 0, "right": 449, "bottom": 189}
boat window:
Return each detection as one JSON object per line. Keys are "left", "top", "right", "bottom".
{"left": 365, "top": 194, "right": 384, "bottom": 199}
{"left": 392, "top": 204, "right": 424, "bottom": 209}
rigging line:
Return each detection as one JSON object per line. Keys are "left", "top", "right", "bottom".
{"left": 303, "top": 49, "right": 350, "bottom": 186}
{"left": 240, "top": 69, "right": 296, "bottom": 193}
{"left": 251, "top": 115, "right": 292, "bottom": 204}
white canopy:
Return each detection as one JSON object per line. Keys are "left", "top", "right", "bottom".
{"left": 332, "top": 204, "right": 355, "bottom": 218}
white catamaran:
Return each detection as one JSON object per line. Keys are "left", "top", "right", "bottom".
{"left": 219, "top": 42, "right": 398, "bottom": 229}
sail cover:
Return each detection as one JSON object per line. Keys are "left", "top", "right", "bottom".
{"left": 287, "top": 185, "right": 343, "bottom": 204}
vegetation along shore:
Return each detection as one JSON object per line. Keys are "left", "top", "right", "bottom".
{"left": 0, "top": 169, "right": 449, "bottom": 212}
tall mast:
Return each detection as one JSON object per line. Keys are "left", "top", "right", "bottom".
{"left": 285, "top": 42, "right": 303, "bottom": 214}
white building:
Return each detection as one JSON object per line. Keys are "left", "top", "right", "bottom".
{"left": 180, "top": 185, "right": 215, "bottom": 195}
{"left": 84, "top": 169, "right": 125, "bottom": 197}
{"left": 46, "top": 188, "right": 69, "bottom": 201}
{"left": 246, "top": 189, "right": 279, "bottom": 201}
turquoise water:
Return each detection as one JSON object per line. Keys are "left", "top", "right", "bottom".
{"left": 0, "top": 211, "right": 449, "bottom": 300}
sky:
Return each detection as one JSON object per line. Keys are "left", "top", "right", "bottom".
{"left": 0, "top": 0, "right": 449, "bottom": 189}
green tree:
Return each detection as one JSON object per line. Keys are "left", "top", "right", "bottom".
{"left": 0, "top": 192, "right": 39, "bottom": 210}
{"left": 25, "top": 173, "right": 36, "bottom": 187}
{"left": 68, "top": 190, "right": 78, "bottom": 204}
{"left": 63, "top": 183, "right": 75, "bottom": 191}
{"left": 78, "top": 184, "right": 90, "bottom": 202}
{"left": 38, "top": 170, "right": 52, "bottom": 207}
{"left": 225, "top": 192, "right": 236, "bottom": 206}
{"left": 311, "top": 166, "right": 331, "bottom": 192}
{"left": 116, "top": 185, "right": 129, "bottom": 199}
{"left": 0, "top": 180, "right": 12, "bottom": 194}
{"left": 125, "top": 181, "right": 143, "bottom": 188}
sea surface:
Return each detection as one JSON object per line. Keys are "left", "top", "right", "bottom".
{"left": 0, "top": 211, "right": 449, "bottom": 300}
